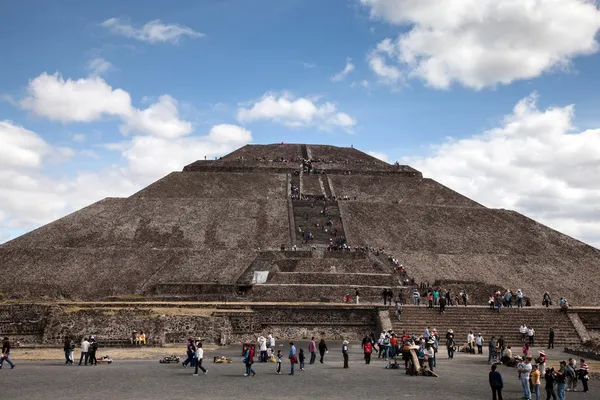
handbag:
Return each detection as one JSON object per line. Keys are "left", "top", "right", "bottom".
{"left": 290, "top": 355, "right": 297, "bottom": 364}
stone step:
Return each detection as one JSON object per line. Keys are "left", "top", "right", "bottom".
{"left": 250, "top": 284, "right": 406, "bottom": 302}
{"left": 268, "top": 272, "right": 395, "bottom": 286}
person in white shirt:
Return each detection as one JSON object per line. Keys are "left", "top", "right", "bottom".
{"left": 424, "top": 340, "right": 435, "bottom": 371}
{"left": 519, "top": 324, "right": 528, "bottom": 343}
{"left": 193, "top": 342, "right": 207, "bottom": 376}
{"left": 268, "top": 333, "right": 275, "bottom": 349}
{"left": 79, "top": 337, "right": 90, "bottom": 366}
{"left": 475, "top": 333, "right": 484, "bottom": 354}
{"left": 467, "top": 331, "right": 475, "bottom": 354}
{"left": 517, "top": 356, "right": 533, "bottom": 400}
{"left": 527, "top": 327, "right": 535, "bottom": 346}
{"left": 258, "top": 336, "right": 268, "bottom": 363}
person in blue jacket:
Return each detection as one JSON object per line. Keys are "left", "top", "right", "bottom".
{"left": 489, "top": 364, "right": 504, "bottom": 400}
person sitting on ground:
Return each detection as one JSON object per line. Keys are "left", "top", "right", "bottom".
{"left": 501, "top": 345, "right": 515, "bottom": 366}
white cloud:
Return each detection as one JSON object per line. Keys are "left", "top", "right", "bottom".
{"left": 0, "top": 121, "right": 51, "bottom": 169}
{"left": 362, "top": 0, "right": 600, "bottom": 89}
{"left": 331, "top": 57, "right": 355, "bottom": 82}
{"left": 237, "top": 92, "right": 356, "bottom": 132}
{"left": 120, "top": 95, "right": 193, "bottom": 139}
{"left": 20, "top": 72, "right": 132, "bottom": 123}
{"left": 367, "top": 151, "right": 389, "bottom": 162}
{"left": 408, "top": 93, "right": 600, "bottom": 247}
{"left": 87, "top": 57, "right": 112, "bottom": 76}
{"left": 71, "top": 134, "right": 86, "bottom": 143}
{"left": 102, "top": 18, "right": 205, "bottom": 44}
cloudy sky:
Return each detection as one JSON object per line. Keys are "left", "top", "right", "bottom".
{"left": 1, "top": 0, "right": 600, "bottom": 247}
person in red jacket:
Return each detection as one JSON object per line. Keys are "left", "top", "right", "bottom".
{"left": 363, "top": 340, "right": 373, "bottom": 364}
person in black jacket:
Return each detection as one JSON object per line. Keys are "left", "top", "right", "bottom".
{"left": 545, "top": 368, "right": 557, "bottom": 400}
{"left": 318, "top": 339, "right": 328, "bottom": 363}
{"left": 88, "top": 337, "right": 98, "bottom": 366}
{"left": 0, "top": 337, "right": 15, "bottom": 369}
{"left": 489, "top": 364, "right": 503, "bottom": 400}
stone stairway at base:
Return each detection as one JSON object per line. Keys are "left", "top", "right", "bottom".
{"left": 391, "top": 306, "right": 581, "bottom": 347}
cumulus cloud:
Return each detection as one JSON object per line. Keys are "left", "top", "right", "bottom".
{"left": 237, "top": 92, "right": 356, "bottom": 132}
{"left": 362, "top": 0, "right": 600, "bottom": 89}
{"left": 367, "top": 151, "right": 389, "bottom": 163}
{"left": 331, "top": 57, "right": 355, "bottom": 82}
{"left": 0, "top": 121, "right": 51, "bottom": 169}
{"left": 120, "top": 95, "right": 193, "bottom": 139}
{"left": 102, "top": 18, "right": 205, "bottom": 44}
{"left": 407, "top": 93, "right": 600, "bottom": 247}
{"left": 87, "top": 57, "right": 112, "bottom": 76}
{"left": 20, "top": 73, "right": 132, "bottom": 123}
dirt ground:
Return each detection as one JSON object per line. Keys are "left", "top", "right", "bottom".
{"left": 11, "top": 345, "right": 218, "bottom": 361}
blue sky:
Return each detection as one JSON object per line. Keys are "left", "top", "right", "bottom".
{"left": 1, "top": 0, "right": 600, "bottom": 246}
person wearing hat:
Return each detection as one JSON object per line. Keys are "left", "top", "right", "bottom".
{"left": 536, "top": 351, "right": 546, "bottom": 374}
{"left": 342, "top": 340, "right": 349, "bottom": 369}
{"left": 517, "top": 356, "right": 533, "bottom": 400}
{"left": 424, "top": 340, "right": 435, "bottom": 371}
{"left": 0, "top": 336, "right": 15, "bottom": 369}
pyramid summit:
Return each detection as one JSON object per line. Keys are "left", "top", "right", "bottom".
{"left": 1, "top": 143, "right": 599, "bottom": 305}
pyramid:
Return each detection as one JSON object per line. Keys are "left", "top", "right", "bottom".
{"left": 1, "top": 143, "right": 598, "bottom": 304}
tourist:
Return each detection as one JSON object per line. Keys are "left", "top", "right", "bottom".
{"left": 382, "top": 334, "right": 391, "bottom": 360}
{"left": 433, "top": 289, "right": 439, "bottom": 306}
{"left": 308, "top": 337, "right": 317, "bottom": 364}
{"left": 536, "top": 350, "right": 546, "bottom": 374}
{"left": 528, "top": 326, "right": 535, "bottom": 346}
{"left": 424, "top": 340, "right": 435, "bottom": 371}
{"left": 497, "top": 336, "right": 505, "bottom": 357}
{"left": 413, "top": 289, "right": 420, "bottom": 306}
{"left": 431, "top": 331, "right": 439, "bottom": 367}
{"left": 548, "top": 328, "right": 555, "bottom": 349}
{"left": 476, "top": 333, "right": 484, "bottom": 354}
{"left": 382, "top": 289, "right": 388, "bottom": 306}
{"left": 439, "top": 295, "right": 446, "bottom": 313}
{"left": 63, "top": 336, "right": 73, "bottom": 365}
{"left": 504, "top": 290, "right": 513, "bottom": 308}
{"left": 427, "top": 291, "right": 433, "bottom": 308}
{"left": 243, "top": 344, "right": 256, "bottom": 377}
{"left": 342, "top": 340, "right": 349, "bottom": 368}
{"left": 516, "top": 289, "right": 524, "bottom": 308}
{"left": 79, "top": 337, "right": 90, "bottom": 366}
{"left": 531, "top": 364, "right": 541, "bottom": 400}
{"left": 193, "top": 342, "right": 207, "bottom": 376}
{"left": 578, "top": 358, "right": 589, "bottom": 393}
{"left": 517, "top": 356, "right": 533, "bottom": 400}
{"left": 276, "top": 350, "right": 282, "bottom": 374}
{"left": 182, "top": 338, "right": 196, "bottom": 368}
{"left": 520, "top": 324, "right": 528, "bottom": 343}
{"left": 395, "top": 300, "right": 402, "bottom": 320}
{"left": 0, "top": 337, "right": 15, "bottom": 369}
{"left": 363, "top": 338, "right": 372, "bottom": 364}
{"left": 268, "top": 332, "right": 275, "bottom": 350}
{"left": 424, "top": 327, "right": 430, "bottom": 340}
{"left": 555, "top": 361, "right": 567, "bottom": 400}
{"left": 523, "top": 343, "right": 530, "bottom": 357}
{"left": 289, "top": 342, "right": 297, "bottom": 375}
{"left": 462, "top": 291, "right": 468, "bottom": 306}
{"left": 259, "top": 336, "right": 268, "bottom": 363}
{"left": 139, "top": 331, "right": 146, "bottom": 345}
{"left": 488, "top": 336, "right": 496, "bottom": 364}
{"left": 298, "top": 348, "right": 305, "bottom": 371}
{"left": 566, "top": 358, "right": 577, "bottom": 391}
{"left": 446, "top": 332, "right": 456, "bottom": 359}
{"left": 467, "top": 331, "right": 475, "bottom": 354}
{"left": 445, "top": 289, "right": 452, "bottom": 306}
{"left": 543, "top": 292, "right": 552, "bottom": 308}
{"left": 355, "top": 289, "right": 360, "bottom": 305}
{"left": 89, "top": 336, "right": 98, "bottom": 366}
{"left": 545, "top": 368, "right": 558, "bottom": 400}
{"left": 387, "top": 290, "right": 393, "bottom": 305}
{"left": 489, "top": 364, "right": 504, "bottom": 400}
{"left": 318, "top": 339, "right": 328, "bottom": 363}
{"left": 501, "top": 346, "right": 514, "bottom": 366}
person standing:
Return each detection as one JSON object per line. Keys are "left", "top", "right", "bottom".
{"left": 517, "top": 356, "right": 533, "bottom": 400}
{"left": 548, "top": 328, "right": 555, "bottom": 349}
{"left": 342, "top": 340, "right": 349, "bottom": 369}
{"left": 289, "top": 342, "right": 297, "bottom": 375}
{"left": 363, "top": 339, "right": 372, "bottom": 364}
{"left": 555, "top": 361, "right": 567, "bottom": 400}
{"left": 467, "top": 331, "right": 475, "bottom": 354}
{"left": 528, "top": 327, "right": 535, "bottom": 346}
{"left": 88, "top": 337, "right": 98, "bottom": 366}
{"left": 413, "top": 289, "right": 420, "bottom": 306}
{"left": 439, "top": 295, "right": 446, "bottom": 313}
{"left": 318, "top": 339, "right": 328, "bottom": 363}
{"left": 516, "top": 289, "right": 524, "bottom": 308}
{"left": 0, "top": 337, "right": 15, "bottom": 369}
{"left": 79, "top": 337, "right": 90, "bottom": 366}
{"left": 462, "top": 291, "right": 468, "bottom": 306}
{"left": 355, "top": 289, "right": 360, "bottom": 305}
{"left": 299, "top": 348, "right": 305, "bottom": 371}
{"left": 520, "top": 324, "right": 528, "bottom": 343}
{"left": 425, "top": 340, "right": 435, "bottom": 371}
{"left": 578, "top": 358, "right": 589, "bottom": 393}
{"left": 531, "top": 364, "right": 541, "bottom": 400}
{"left": 476, "top": 333, "right": 484, "bottom": 354}
{"left": 308, "top": 337, "right": 317, "bottom": 364}
{"left": 275, "top": 350, "right": 282, "bottom": 374}
{"left": 566, "top": 358, "right": 577, "bottom": 391}
{"left": 545, "top": 368, "right": 558, "bottom": 400}
{"left": 244, "top": 344, "right": 256, "bottom": 377}
{"left": 489, "top": 364, "right": 504, "bottom": 400}
{"left": 488, "top": 336, "right": 496, "bottom": 365}
{"left": 395, "top": 300, "right": 402, "bottom": 320}
{"left": 193, "top": 342, "right": 207, "bottom": 376}
{"left": 382, "top": 289, "right": 388, "bottom": 306}
{"left": 259, "top": 336, "right": 268, "bottom": 363}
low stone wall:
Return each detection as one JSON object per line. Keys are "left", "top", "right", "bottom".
{"left": 269, "top": 272, "right": 393, "bottom": 286}
{"left": 249, "top": 284, "right": 402, "bottom": 302}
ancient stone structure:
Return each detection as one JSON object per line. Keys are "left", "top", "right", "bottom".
{"left": 1, "top": 143, "right": 599, "bottom": 345}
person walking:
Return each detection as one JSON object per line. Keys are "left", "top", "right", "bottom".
{"left": 79, "top": 337, "right": 90, "bottom": 366}
{"left": 243, "top": 344, "right": 256, "bottom": 377}
{"left": 275, "top": 350, "right": 282, "bottom": 374}
{"left": 548, "top": 328, "right": 555, "bottom": 349}
{"left": 63, "top": 336, "right": 73, "bottom": 365}
{"left": 545, "top": 367, "right": 558, "bottom": 400}
{"left": 555, "top": 361, "right": 567, "bottom": 400}
{"left": 517, "top": 356, "right": 533, "bottom": 400}
{"left": 308, "top": 337, "right": 317, "bottom": 364}
{"left": 318, "top": 339, "right": 328, "bottom": 363}
{"left": 0, "top": 337, "right": 15, "bottom": 369}
{"left": 193, "top": 342, "right": 207, "bottom": 376}
{"left": 299, "top": 348, "right": 305, "bottom": 371}
{"left": 289, "top": 342, "right": 297, "bottom": 375}
{"left": 489, "top": 364, "right": 504, "bottom": 400}
{"left": 342, "top": 340, "right": 349, "bottom": 369}
{"left": 531, "top": 364, "right": 541, "bottom": 400}
{"left": 363, "top": 339, "right": 372, "bottom": 364}
{"left": 182, "top": 338, "right": 196, "bottom": 368}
